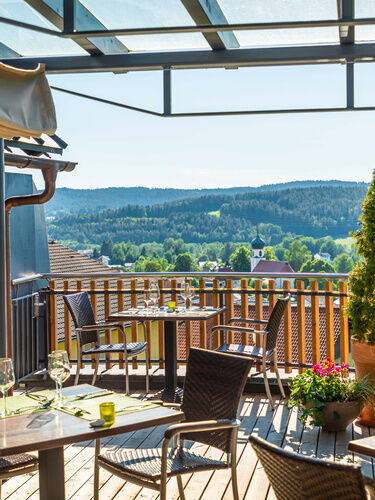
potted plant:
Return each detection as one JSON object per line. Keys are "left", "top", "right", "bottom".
{"left": 348, "top": 174, "right": 375, "bottom": 425}
{"left": 288, "top": 357, "right": 373, "bottom": 431}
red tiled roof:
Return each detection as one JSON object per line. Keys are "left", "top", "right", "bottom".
{"left": 253, "top": 260, "right": 295, "bottom": 273}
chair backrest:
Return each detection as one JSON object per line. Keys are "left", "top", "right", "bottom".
{"left": 181, "top": 348, "right": 252, "bottom": 453}
{"left": 249, "top": 435, "right": 367, "bottom": 500}
{"left": 264, "top": 294, "right": 291, "bottom": 352}
{"left": 63, "top": 292, "right": 98, "bottom": 346}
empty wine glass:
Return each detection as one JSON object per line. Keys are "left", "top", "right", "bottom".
{"left": 48, "top": 351, "right": 70, "bottom": 405}
{"left": 0, "top": 358, "right": 15, "bottom": 417}
{"left": 150, "top": 283, "right": 160, "bottom": 310}
{"left": 188, "top": 286, "right": 195, "bottom": 310}
{"left": 180, "top": 281, "right": 190, "bottom": 311}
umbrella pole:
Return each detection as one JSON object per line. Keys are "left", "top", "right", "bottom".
{"left": 0, "top": 138, "right": 7, "bottom": 358}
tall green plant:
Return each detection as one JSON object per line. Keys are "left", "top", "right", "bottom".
{"left": 347, "top": 175, "right": 375, "bottom": 343}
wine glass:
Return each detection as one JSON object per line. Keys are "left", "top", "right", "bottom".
{"left": 0, "top": 358, "right": 15, "bottom": 417}
{"left": 150, "top": 283, "right": 160, "bottom": 311}
{"left": 188, "top": 286, "right": 195, "bottom": 310}
{"left": 180, "top": 281, "right": 190, "bottom": 311}
{"left": 48, "top": 351, "right": 70, "bottom": 405}
{"left": 144, "top": 290, "right": 151, "bottom": 313}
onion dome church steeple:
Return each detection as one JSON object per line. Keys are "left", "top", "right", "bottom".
{"left": 251, "top": 228, "right": 265, "bottom": 271}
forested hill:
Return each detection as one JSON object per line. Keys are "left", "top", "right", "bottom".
{"left": 45, "top": 180, "right": 363, "bottom": 216}
{"left": 48, "top": 183, "right": 368, "bottom": 245}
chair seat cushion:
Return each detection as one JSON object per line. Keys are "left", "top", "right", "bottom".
{"left": 215, "top": 344, "right": 274, "bottom": 359}
{"left": 98, "top": 447, "right": 227, "bottom": 482}
{"left": 0, "top": 453, "right": 38, "bottom": 473}
{"left": 83, "top": 342, "right": 147, "bottom": 355}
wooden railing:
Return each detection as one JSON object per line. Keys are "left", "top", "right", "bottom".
{"left": 16, "top": 271, "right": 350, "bottom": 374}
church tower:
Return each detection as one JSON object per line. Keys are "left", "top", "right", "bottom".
{"left": 251, "top": 229, "right": 265, "bottom": 271}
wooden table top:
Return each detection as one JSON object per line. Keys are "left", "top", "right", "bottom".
{"left": 0, "top": 385, "right": 183, "bottom": 457}
{"left": 348, "top": 435, "right": 375, "bottom": 458}
{"left": 108, "top": 306, "right": 226, "bottom": 322}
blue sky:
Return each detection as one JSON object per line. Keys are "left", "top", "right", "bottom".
{"left": 46, "top": 62, "right": 375, "bottom": 190}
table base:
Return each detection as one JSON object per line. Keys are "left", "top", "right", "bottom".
{"left": 39, "top": 447, "right": 65, "bottom": 500}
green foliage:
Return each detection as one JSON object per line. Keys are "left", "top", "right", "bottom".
{"left": 348, "top": 177, "right": 375, "bottom": 343}
{"left": 101, "top": 238, "right": 113, "bottom": 258}
{"left": 231, "top": 246, "right": 252, "bottom": 272}
{"left": 284, "top": 240, "right": 311, "bottom": 271}
{"left": 264, "top": 247, "right": 277, "bottom": 260}
{"left": 288, "top": 358, "right": 373, "bottom": 427}
{"left": 333, "top": 254, "right": 354, "bottom": 273}
{"left": 300, "top": 259, "right": 335, "bottom": 274}
{"left": 143, "top": 260, "right": 162, "bottom": 272}
{"left": 174, "top": 253, "right": 199, "bottom": 272}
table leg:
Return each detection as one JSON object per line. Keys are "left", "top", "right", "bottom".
{"left": 39, "top": 447, "right": 65, "bottom": 500}
{"left": 164, "top": 320, "right": 177, "bottom": 391}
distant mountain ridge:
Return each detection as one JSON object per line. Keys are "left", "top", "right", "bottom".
{"left": 45, "top": 180, "right": 365, "bottom": 215}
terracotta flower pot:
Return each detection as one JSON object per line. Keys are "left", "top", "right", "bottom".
{"left": 305, "top": 401, "right": 361, "bottom": 431}
{"left": 351, "top": 338, "right": 375, "bottom": 426}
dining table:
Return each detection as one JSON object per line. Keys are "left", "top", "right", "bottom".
{"left": 348, "top": 435, "right": 375, "bottom": 458}
{"left": 108, "top": 306, "right": 226, "bottom": 401}
{"left": 0, "top": 384, "right": 183, "bottom": 500}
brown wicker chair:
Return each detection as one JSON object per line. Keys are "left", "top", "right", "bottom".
{"left": 93, "top": 348, "right": 253, "bottom": 500}
{"left": 211, "top": 294, "right": 291, "bottom": 410}
{"left": 63, "top": 291, "right": 149, "bottom": 395}
{"left": 0, "top": 453, "right": 38, "bottom": 498}
{"left": 249, "top": 434, "right": 375, "bottom": 500}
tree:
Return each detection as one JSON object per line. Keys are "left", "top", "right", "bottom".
{"left": 93, "top": 247, "right": 100, "bottom": 259}
{"left": 319, "top": 238, "right": 341, "bottom": 259}
{"left": 230, "top": 246, "right": 252, "bottom": 272}
{"left": 111, "top": 244, "right": 125, "bottom": 265}
{"left": 143, "top": 260, "right": 162, "bottom": 272}
{"left": 333, "top": 254, "right": 354, "bottom": 273}
{"left": 174, "top": 253, "right": 198, "bottom": 272}
{"left": 101, "top": 238, "right": 113, "bottom": 258}
{"left": 163, "top": 238, "right": 174, "bottom": 253}
{"left": 284, "top": 240, "right": 311, "bottom": 271}
{"left": 264, "top": 247, "right": 277, "bottom": 261}
{"left": 300, "top": 259, "right": 335, "bottom": 274}
{"left": 274, "top": 245, "right": 285, "bottom": 261}
{"left": 221, "top": 242, "right": 234, "bottom": 261}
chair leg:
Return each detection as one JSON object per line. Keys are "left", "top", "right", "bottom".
{"left": 125, "top": 353, "right": 130, "bottom": 396}
{"left": 160, "top": 476, "right": 167, "bottom": 500}
{"left": 177, "top": 475, "right": 185, "bottom": 500}
{"left": 263, "top": 357, "right": 275, "bottom": 410}
{"left": 273, "top": 352, "right": 285, "bottom": 399}
{"left": 231, "top": 461, "right": 239, "bottom": 500}
{"left": 92, "top": 356, "right": 99, "bottom": 386}
{"left": 74, "top": 356, "right": 81, "bottom": 386}
{"left": 145, "top": 346, "right": 150, "bottom": 394}
{"left": 0, "top": 478, "right": 2, "bottom": 500}
{"left": 93, "top": 439, "right": 100, "bottom": 500}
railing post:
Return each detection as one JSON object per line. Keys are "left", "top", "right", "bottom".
{"left": 199, "top": 278, "right": 207, "bottom": 348}
{"left": 310, "top": 280, "right": 320, "bottom": 365}
{"left": 255, "top": 279, "right": 263, "bottom": 372}
{"left": 90, "top": 280, "right": 97, "bottom": 368}
{"left": 283, "top": 280, "right": 292, "bottom": 374}
{"left": 63, "top": 280, "right": 71, "bottom": 361}
{"left": 226, "top": 279, "right": 234, "bottom": 344}
{"left": 212, "top": 279, "right": 220, "bottom": 349}
{"left": 117, "top": 280, "right": 125, "bottom": 369}
{"left": 131, "top": 279, "right": 138, "bottom": 368}
{"left": 297, "top": 280, "right": 306, "bottom": 373}
{"left": 339, "top": 281, "right": 349, "bottom": 364}
{"left": 144, "top": 279, "right": 152, "bottom": 369}
{"left": 185, "top": 278, "right": 192, "bottom": 355}
{"left": 325, "top": 280, "right": 335, "bottom": 359}
{"left": 241, "top": 278, "right": 249, "bottom": 345}
{"left": 49, "top": 280, "right": 57, "bottom": 352}
{"left": 158, "top": 278, "right": 164, "bottom": 368}
{"left": 103, "top": 279, "right": 111, "bottom": 369}
{"left": 268, "top": 279, "right": 276, "bottom": 372}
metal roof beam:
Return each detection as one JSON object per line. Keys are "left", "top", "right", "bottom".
{"left": 338, "top": 0, "right": 355, "bottom": 44}
{"left": 5, "top": 43, "right": 375, "bottom": 74}
{"left": 179, "top": 0, "right": 238, "bottom": 49}
{"left": 24, "top": 0, "right": 128, "bottom": 55}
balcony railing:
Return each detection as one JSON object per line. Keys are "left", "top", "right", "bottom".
{"left": 11, "top": 271, "right": 350, "bottom": 380}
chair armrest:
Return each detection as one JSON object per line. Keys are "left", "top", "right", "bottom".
{"left": 363, "top": 476, "right": 375, "bottom": 499}
{"left": 211, "top": 325, "right": 255, "bottom": 334}
{"left": 164, "top": 418, "right": 240, "bottom": 442}
{"left": 79, "top": 322, "right": 127, "bottom": 344}
{"left": 229, "top": 318, "right": 268, "bottom": 325}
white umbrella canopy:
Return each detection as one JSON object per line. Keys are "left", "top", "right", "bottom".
{"left": 0, "top": 62, "right": 56, "bottom": 140}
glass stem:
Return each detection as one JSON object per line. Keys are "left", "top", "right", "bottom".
{"left": 3, "top": 390, "right": 7, "bottom": 416}
{"left": 58, "top": 381, "right": 63, "bottom": 402}
{"left": 55, "top": 380, "right": 59, "bottom": 399}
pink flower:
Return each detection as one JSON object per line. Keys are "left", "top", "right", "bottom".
{"left": 341, "top": 362, "right": 349, "bottom": 369}
{"left": 312, "top": 365, "right": 320, "bottom": 373}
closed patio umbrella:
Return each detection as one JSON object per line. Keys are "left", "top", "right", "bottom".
{"left": 0, "top": 62, "right": 57, "bottom": 358}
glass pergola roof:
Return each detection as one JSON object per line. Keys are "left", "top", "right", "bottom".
{"left": 0, "top": 0, "right": 374, "bottom": 58}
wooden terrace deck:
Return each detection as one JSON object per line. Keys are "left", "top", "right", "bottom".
{"left": 2, "top": 392, "right": 374, "bottom": 500}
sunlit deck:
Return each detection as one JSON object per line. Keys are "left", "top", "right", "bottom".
{"left": 3, "top": 392, "right": 373, "bottom": 500}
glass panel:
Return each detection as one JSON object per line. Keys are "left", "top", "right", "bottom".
{"left": 356, "top": 1, "right": 375, "bottom": 18}
{"left": 0, "top": 0, "right": 56, "bottom": 28}
{"left": 219, "top": 0, "right": 339, "bottom": 46}
{"left": 118, "top": 34, "right": 209, "bottom": 51}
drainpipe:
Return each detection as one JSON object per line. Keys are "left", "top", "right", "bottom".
{"left": 5, "top": 166, "right": 59, "bottom": 368}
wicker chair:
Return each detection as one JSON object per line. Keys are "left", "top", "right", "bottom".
{"left": 93, "top": 348, "right": 253, "bottom": 500}
{"left": 211, "top": 294, "right": 291, "bottom": 410}
{"left": 0, "top": 454, "right": 38, "bottom": 498}
{"left": 249, "top": 434, "right": 375, "bottom": 500}
{"left": 63, "top": 291, "right": 149, "bottom": 395}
